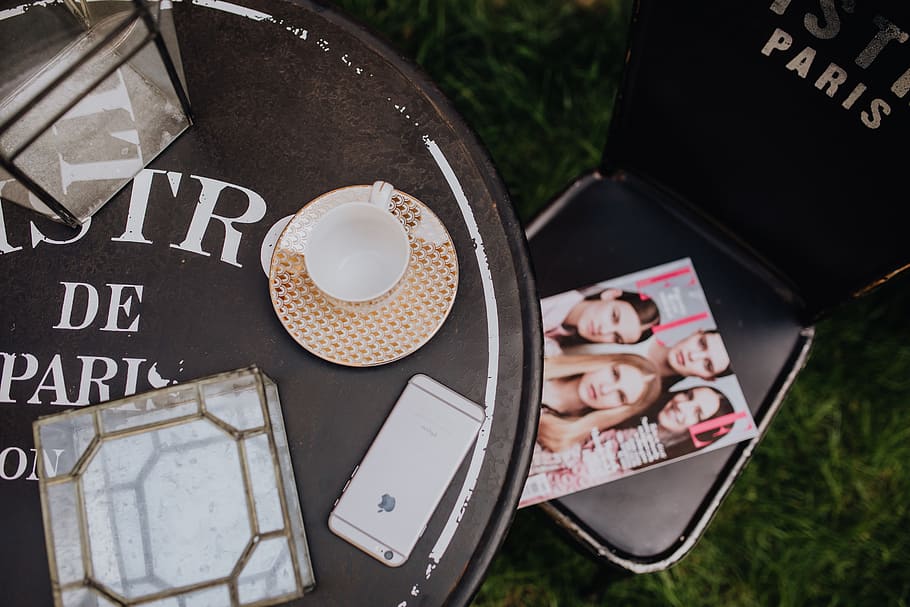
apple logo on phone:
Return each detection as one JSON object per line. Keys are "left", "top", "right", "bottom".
{"left": 377, "top": 493, "right": 396, "bottom": 513}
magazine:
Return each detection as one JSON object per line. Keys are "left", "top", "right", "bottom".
{"left": 519, "top": 257, "right": 758, "bottom": 508}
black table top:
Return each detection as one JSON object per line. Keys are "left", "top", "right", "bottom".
{"left": 0, "top": 1, "right": 542, "bottom": 605}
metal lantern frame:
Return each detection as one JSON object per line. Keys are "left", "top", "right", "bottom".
{"left": 0, "top": 0, "right": 192, "bottom": 228}
{"left": 33, "top": 366, "right": 315, "bottom": 607}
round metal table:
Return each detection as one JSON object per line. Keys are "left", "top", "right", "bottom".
{"left": 0, "top": 1, "right": 542, "bottom": 605}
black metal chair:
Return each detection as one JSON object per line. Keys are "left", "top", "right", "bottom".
{"left": 526, "top": 0, "right": 910, "bottom": 572}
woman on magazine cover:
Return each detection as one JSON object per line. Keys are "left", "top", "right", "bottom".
{"left": 647, "top": 329, "right": 732, "bottom": 383}
{"left": 542, "top": 288, "right": 660, "bottom": 355}
{"left": 539, "top": 353, "right": 663, "bottom": 447}
{"left": 528, "top": 386, "right": 736, "bottom": 497}
{"left": 537, "top": 382, "right": 732, "bottom": 454}
{"left": 560, "top": 327, "right": 734, "bottom": 385}
{"left": 646, "top": 385, "right": 735, "bottom": 458}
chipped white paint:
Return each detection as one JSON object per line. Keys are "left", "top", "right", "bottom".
{"left": 286, "top": 26, "right": 308, "bottom": 40}
{"left": 147, "top": 362, "right": 175, "bottom": 387}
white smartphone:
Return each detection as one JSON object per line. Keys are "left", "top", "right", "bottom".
{"left": 328, "top": 374, "right": 485, "bottom": 567}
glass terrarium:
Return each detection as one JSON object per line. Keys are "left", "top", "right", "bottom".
{"left": 0, "top": 0, "right": 192, "bottom": 227}
{"left": 33, "top": 366, "right": 315, "bottom": 607}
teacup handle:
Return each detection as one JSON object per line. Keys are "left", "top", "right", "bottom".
{"left": 369, "top": 180, "right": 395, "bottom": 211}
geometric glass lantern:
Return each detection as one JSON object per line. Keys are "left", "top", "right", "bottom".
{"left": 0, "top": 0, "right": 192, "bottom": 227}
{"left": 33, "top": 366, "right": 315, "bottom": 607}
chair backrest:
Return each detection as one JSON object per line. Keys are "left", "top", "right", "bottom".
{"left": 603, "top": 0, "right": 910, "bottom": 318}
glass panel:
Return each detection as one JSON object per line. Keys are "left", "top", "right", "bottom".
{"left": 264, "top": 374, "right": 316, "bottom": 590}
{"left": 236, "top": 536, "right": 298, "bottom": 605}
{"left": 180, "top": 584, "right": 232, "bottom": 607}
{"left": 0, "top": 4, "right": 84, "bottom": 104}
{"left": 81, "top": 432, "right": 157, "bottom": 598}
{"left": 37, "top": 411, "right": 96, "bottom": 478}
{"left": 80, "top": 419, "right": 251, "bottom": 600}
{"left": 143, "top": 419, "right": 252, "bottom": 590}
{"left": 110, "top": 487, "right": 149, "bottom": 583}
{"left": 122, "top": 580, "right": 167, "bottom": 599}
{"left": 136, "top": 597, "right": 179, "bottom": 607}
{"left": 125, "top": 3, "right": 187, "bottom": 99}
{"left": 202, "top": 374, "right": 265, "bottom": 432}
{"left": 46, "top": 480, "right": 84, "bottom": 585}
{"left": 242, "top": 433, "right": 283, "bottom": 533}
{"left": 0, "top": 13, "right": 145, "bottom": 147}
{"left": 60, "top": 587, "right": 119, "bottom": 607}
{"left": 99, "top": 386, "right": 198, "bottom": 434}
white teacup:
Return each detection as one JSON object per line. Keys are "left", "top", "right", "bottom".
{"left": 306, "top": 181, "right": 410, "bottom": 303}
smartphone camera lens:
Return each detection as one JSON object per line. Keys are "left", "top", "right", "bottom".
{"left": 383, "top": 550, "right": 394, "bottom": 561}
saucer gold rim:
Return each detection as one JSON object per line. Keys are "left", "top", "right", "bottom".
{"left": 268, "top": 185, "right": 459, "bottom": 367}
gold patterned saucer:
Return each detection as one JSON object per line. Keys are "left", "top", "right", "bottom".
{"left": 269, "top": 185, "right": 459, "bottom": 367}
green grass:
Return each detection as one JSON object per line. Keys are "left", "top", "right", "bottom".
{"left": 338, "top": 0, "right": 629, "bottom": 216}
{"left": 337, "top": 1, "right": 910, "bottom": 605}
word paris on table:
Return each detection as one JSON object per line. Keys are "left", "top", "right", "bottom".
{"left": 1, "top": 168, "right": 285, "bottom": 419}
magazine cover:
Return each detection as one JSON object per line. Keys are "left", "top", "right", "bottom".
{"left": 519, "top": 257, "right": 758, "bottom": 508}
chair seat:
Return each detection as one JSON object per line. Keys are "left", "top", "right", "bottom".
{"left": 526, "top": 170, "right": 812, "bottom": 571}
